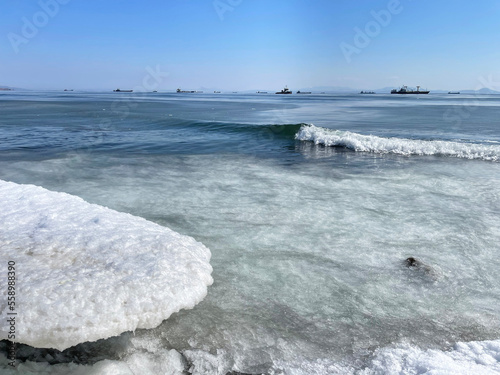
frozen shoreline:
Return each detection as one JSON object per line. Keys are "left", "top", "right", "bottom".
{"left": 1, "top": 336, "right": 500, "bottom": 374}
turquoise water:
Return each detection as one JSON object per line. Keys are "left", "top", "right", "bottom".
{"left": 1, "top": 91, "right": 500, "bottom": 373}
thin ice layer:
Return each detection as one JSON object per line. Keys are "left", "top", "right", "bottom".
{"left": 0, "top": 180, "right": 213, "bottom": 351}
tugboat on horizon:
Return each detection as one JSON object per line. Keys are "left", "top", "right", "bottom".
{"left": 276, "top": 86, "right": 292, "bottom": 94}
{"left": 391, "top": 85, "right": 429, "bottom": 94}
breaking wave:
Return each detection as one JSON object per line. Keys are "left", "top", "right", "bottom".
{"left": 295, "top": 124, "right": 500, "bottom": 161}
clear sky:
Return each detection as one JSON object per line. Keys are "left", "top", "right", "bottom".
{"left": 1, "top": 0, "right": 500, "bottom": 91}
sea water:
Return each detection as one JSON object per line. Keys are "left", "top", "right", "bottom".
{"left": 1, "top": 91, "right": 500, "bottom": 374}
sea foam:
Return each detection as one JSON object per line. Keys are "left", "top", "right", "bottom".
{"left": 0, "top": 180, "right": 213, "bottom": 351}
{"left": 296, "top": 124, "right": 500, "bottom": 161}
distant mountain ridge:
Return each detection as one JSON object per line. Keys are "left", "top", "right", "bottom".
{"left": 0, "top": 86, "right": 27, "bottom": 91}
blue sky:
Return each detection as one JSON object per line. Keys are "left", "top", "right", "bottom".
{"left": 1, "top": 0, "right": 500, "bottom": 91}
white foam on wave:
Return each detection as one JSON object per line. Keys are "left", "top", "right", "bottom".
{"left": 296, "top": 124, "right": 500, "bottom": 161}
{"left": 0, "top": 180, "right": 213, "bottom": 351}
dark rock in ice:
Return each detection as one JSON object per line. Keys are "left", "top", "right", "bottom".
{"left": 404, "top": 257, "right": 440, "bottom": 280}
{"left": 405, "top": 257, "right": 422, "bottom": 268}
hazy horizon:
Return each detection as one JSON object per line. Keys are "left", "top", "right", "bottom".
{"left": 2, "top": 0, "right": 500, "bottom": 92}
{"left": 3, "top": 86, "right": 500, "bottom": 93}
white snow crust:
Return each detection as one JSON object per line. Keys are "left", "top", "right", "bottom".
{"left": 0, "top": 180, "right": 213, "bottom": 350}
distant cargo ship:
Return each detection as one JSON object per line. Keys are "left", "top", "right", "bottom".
{"left": 113, "top": 89, "right": 133, "bottom": 92}
{"left": 0, "top": 88, "right": 12, "bottom": 91}
{"left": 296, "top": 90, "right": 311, "bottom": 94}
{"left": 391, "top": 85, "right": 429, "bottom": 94}
{"left": 448, "top": 91, "right": 460, "bottom": 94}
{"left": 177, "top": 88, "right": 203, "bottom": 93}
{"left": 276, "top": 86, "right": 292, "bottom": 94}
{"left": 360, "top": 91, "right": 375, "bottom": 94}
{"left": 256, "top": 91, "right": 268, "bottom": 93}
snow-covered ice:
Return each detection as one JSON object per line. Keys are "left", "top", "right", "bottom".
{"left": 0, "top": 180, "right": 213, "bottom": 350}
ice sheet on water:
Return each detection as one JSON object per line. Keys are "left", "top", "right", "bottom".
{"left": 0, "top": 180, "right": 212, "bottom": 351}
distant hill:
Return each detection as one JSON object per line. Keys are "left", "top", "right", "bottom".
{"left": 424, "top": 88, "right": 500, "bottom": 94}
{"left": 461, "top": 88, "right": 500, "bottom": 94}
{"left": 0, "top": 86, "right": 27, "bottom": 91}
{"left": 295, "top": 86, "right": 356, "bottom": 93}
{"left": 371, "top": 87, "right": 396, "bottom": 94}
